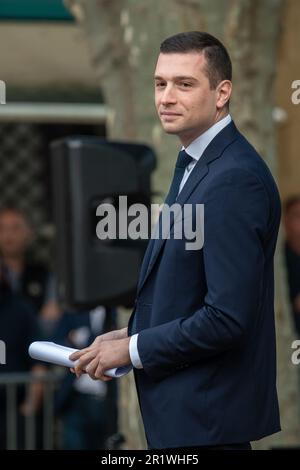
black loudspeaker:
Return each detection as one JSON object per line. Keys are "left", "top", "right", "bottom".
{"left": 50, "top": 137, "right": 156, "bottom": 308}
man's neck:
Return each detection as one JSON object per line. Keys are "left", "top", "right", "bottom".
{"left": 180, "top": 111, "right": 230, "bottom": 148}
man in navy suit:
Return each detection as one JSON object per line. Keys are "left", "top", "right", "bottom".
{"left": 71, "top": 31, "right": 281, "bottom": 449}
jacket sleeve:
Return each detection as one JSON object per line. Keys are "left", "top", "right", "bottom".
{"left": 137, "top": 168, "right": 273, "bottom": 381}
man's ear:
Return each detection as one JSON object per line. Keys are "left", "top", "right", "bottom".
{"left": 216, "top": 80, "right": 232, "bottom": 109}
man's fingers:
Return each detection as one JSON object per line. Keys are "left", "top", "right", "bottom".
{"left": 73, "top": 350, "right": 98, "bottom": 377}
{"left": 84, "top": 355, "right": 113, "bottom": 382}
{"left": 94, "top": 362, "right": 113, "bottom": 381}
{"left": 71, "top": 344, "right": 104, "bottom": 378}
{"left": 77, "top": 350, "right": 98, "bottom": 367}
{"left": 69, "top": 347, "right": 92, "bottom": 361}
{"left": 101, "top": 375, "right": 113, "bottom": 382}
{"left": 90, "top": 336, "right": 103, "bottom": 347}
{"left": 85, "top": 356, "right": 99, "bottom": 380}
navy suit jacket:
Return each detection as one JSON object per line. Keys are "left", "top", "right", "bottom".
{"left": 128, "top": 121, "right": 281, "bottom": 449}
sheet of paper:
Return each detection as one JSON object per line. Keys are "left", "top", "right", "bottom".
{"left": 28, "top": 341, "right": 132, "bottom": 378}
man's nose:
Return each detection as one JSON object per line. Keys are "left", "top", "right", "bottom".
{"left": 161, "top": 85, "right": 177, "bottom": 105}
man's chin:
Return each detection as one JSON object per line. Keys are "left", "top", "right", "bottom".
{"left": 161, "top": 124, "right": 181, "bottom": 135}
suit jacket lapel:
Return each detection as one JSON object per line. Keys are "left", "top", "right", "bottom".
{"left": 137, "top": 121, "right": 239, "bottom": 294}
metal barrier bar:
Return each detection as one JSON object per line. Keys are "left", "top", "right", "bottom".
{"left": 0, "top": 103, "right": 108, "bottom": 124}
{"left": 0, "top": 371, "right": 61, "bottom": 385}
{"left": 6, "top": 384, "right": 17, "bottom": 450}
{"left": 25, "top": 382, "right": 35, "bottom": 450}
{"left": 0, "top": 370, "right": 62, "bottom": 450}
{"left": 43, "top": 380, "right": 54, "bottom": 450}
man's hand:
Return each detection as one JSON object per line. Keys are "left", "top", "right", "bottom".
{"left": 69, "top": 332, "right": 131, "bottom": 381}
{"left": 69, "top": 327, "right": 128, "bottom": 373}
{"left": 90, "top": 327, "right": 128, "bottom": 346}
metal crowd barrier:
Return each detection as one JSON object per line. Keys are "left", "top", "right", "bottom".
{"left": 0, "top": 370, "right": 63, "bottom": 450}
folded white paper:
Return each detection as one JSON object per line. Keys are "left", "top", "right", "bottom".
{"left": 28, "top": 341, "right": 132, "bottom": 378}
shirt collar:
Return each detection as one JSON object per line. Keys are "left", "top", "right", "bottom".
{"left": 183, "top": 114, "right": 232, "bottom": 162}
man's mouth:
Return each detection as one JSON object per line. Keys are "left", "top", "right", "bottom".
{"left": 160, "top": 112, "right": 182, "bottom": 122}
{"left": 160, "top": 112, "right": 181, "bottom": 116}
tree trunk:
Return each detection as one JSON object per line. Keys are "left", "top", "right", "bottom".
{"left": 223, "top": 0, "right": 300, "bottom": 448}
{"left": 65, "top": 0, "right": 300, "bottom": 449}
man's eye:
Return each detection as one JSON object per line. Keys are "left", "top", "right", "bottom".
{"left": 180, "top": 82, "right": 191, "bottom": 88}
{"left": 155, "top": 82, "right": 165, "bottom": 88}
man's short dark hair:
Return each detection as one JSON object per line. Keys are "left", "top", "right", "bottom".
{"left": 160, "top": 31, "right": 232, "bottom": 90}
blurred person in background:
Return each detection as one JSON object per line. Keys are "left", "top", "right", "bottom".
{"left": 0, "top": 265, "right": 45, "bottom": 448}
{"left": 53, "top": 306, "right": 119, "bottom": 450}
{"left": 0, "top": 205, "right": 60, "bottom": 448}
{"left": 284, "top": 196, "right": 300, "bottom": 336}
{"left": 0, "top": 207, "right": 120, "bottom": 449}
{"left": 0, "top": 206, "right": 61, "bottom": 337}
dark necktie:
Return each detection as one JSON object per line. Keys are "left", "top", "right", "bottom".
{"left": 165, "top": 150, "right": 194, "bottom": 205}
{"left": 149, "top": 149, "right": 193, "bottom": 252}
{"left": 132, "top": 150, "right": 194, "bottom": 333}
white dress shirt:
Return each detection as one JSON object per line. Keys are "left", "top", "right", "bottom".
{"left": 129, "top": 114, "right": 232, "bottom": 369}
